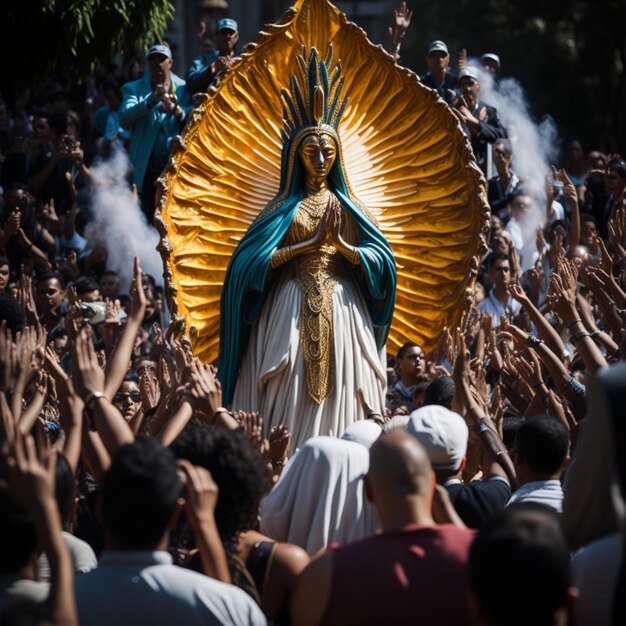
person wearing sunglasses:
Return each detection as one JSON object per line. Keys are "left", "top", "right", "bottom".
{"left": 112, "top": 379, "right": 142, "bottom": 426}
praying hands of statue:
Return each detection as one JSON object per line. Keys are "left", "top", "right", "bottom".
{"left": 270, "top": 201, "right": 332, "bottom": 268}
{"left": 326, "top": 198, "right": 361, "bottom": 266}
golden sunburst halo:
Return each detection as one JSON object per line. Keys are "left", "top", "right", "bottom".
{"left": 156, "top": 0, "right": 490, "bottom": 364}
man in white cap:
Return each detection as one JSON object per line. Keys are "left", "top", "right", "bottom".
{"left": 408, "top": 404, "right": 512, "bottom": 528}
{"left": 420, "top": 40, "right": 458, "bottom": 105}
{"left": 453, "top": 65, "right": 507, "bottom": 174}
{"left": 481, "top": 52, "right": 501, "bottom": 75}
{"left": 120, "top": 43, "right": 190, "bottom": 220}
{"left": 186, "top": 18, "right": 240, "bottom": 94}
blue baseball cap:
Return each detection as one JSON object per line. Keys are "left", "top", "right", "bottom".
{"left": 218, "top": 18, "right": 238, "bottom": 32}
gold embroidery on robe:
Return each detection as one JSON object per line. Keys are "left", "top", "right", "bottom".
{"left": 284, "top": 192, "right": 354, "bottom": 403}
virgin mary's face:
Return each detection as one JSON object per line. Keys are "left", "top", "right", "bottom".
{"left": 299, "top": 133, "right": 336, "bottom": 182}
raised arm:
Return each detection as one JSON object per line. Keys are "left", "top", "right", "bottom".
{"left": 104, "top": 256, "right": 147, "bottom": 398}
{"left": 508, "top": 281, "right": 566, "bottom": 358}
{"left": 3, "top": 434, "right": 78, "bottom": 626}
{"left": 178, "top": 460, "right": 231, "bottom": 583}
{"left": 547, "top": 259, "right": 608, "bottom": 374}
{"left": 452, "top": 335, "right": 518, "bottom": 489}
{"left": 72, "top": 326, "right": 134, "bottom": 456}
{"left": 388, "top": 2, "right": 413, "bottom": 61}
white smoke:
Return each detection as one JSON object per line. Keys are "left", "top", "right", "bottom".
{"left": 470, "top": 60, "right": 560, "bottom": 269}
{"left": 86, "top": 148, "right": 163, "bottom": 289}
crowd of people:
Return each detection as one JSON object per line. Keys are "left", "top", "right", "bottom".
{"left": 0, "top": 2, "right": 625, "bottom": 625}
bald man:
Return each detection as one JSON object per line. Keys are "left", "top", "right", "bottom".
{"left": 291, "top": 433, "right": 475, "bottom": 626}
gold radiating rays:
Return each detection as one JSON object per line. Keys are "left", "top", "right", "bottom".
{"left": 156, "top": 0, "right": 490, "bottom": 364}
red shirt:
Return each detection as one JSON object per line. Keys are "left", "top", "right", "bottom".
{"left": 322, "top": 524, "right": 475, "bottom": 626}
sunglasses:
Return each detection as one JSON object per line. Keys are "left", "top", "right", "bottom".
{"left": 113, "top": 391, "right": 141, "bottom": 403}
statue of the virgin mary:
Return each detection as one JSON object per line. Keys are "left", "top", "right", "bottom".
{"left": 220, "top": 47, "right": 396, "bottom": 443}
{"left": 155, "top": 0, "right": 490, "bottom": 448}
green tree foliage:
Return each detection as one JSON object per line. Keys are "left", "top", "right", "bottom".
{"left": 400, "top": 0, "right": 626, "bottom": 154}
{"left": 2, "top": 0, "right": 174, "bottom": 88}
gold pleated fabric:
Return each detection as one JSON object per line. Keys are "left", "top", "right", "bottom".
{"left": 156, "top": 0, "right": 490, "bottom": 364}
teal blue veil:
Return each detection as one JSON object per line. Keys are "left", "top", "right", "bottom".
{"left": 218, "top": 48, "right": 397, "bottom": 404}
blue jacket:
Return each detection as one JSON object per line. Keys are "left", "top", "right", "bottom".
{"left": 119, "top": 72, "right": 191, "bottom": 192}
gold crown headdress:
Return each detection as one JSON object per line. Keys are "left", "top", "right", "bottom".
{"left": 280, "top": 45, "right": 347, "bottom": 145}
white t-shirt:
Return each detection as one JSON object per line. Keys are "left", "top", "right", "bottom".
{"left": 75, "top": 551, "right": 267, "bottom": 626}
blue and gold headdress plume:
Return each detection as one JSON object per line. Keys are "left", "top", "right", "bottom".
{"left": 280, "top": 45, "right": 347, "bottom": 144}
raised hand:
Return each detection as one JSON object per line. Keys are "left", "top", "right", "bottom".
{"left": 71, "top": 325, "right": 105, "bottom": 400}
{"left": 508, "top": 281, "right": 529, "bottom": 305}
{"left": 177, "top": 459, "right": 219, "bottom": 527}
{"left": 140, "top": 370, "right": 160, "bottom": 412}
{"left": 129, "top": 256, "right": 147, "bottom": 319}
{"left": 553, "top": 167, "right": 578, "bottom": 206}
{"left": 237, "top": 411, "right": 269, "bottom": 456}
{"left": 183, "top": 358, "right": 222, "bottom": 422}
{"left": 268, "top": 425, "right": 291, "bottom": 467}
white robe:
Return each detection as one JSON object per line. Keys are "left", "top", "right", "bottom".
{"left": 232, "top": 269, "right": 387, "bottom": 449}
{"left": 259, "top": 436, "right": 381, "bottom": 554}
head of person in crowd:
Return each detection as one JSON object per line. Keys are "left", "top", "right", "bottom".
{"left": 486, "top": 251, "right": 512, "bottom": 293}
{"left": 407, "top": 405, "right": 469, "bottom": 482}
{"left": 260, "top": 436, "right": 380, "bottom": 554}
{"left": 141, "top": 273, "right": 158, "bottom": 321}
{"left": 32, "top": 109, "right": 55, "bottom": 148}
{"left": 474, "top": 280, "right": 486, "bottom": 304}
{"left": 74, "top": 276, "right": 101, "bottom": 303}
{"left": 49, "top": 326, "right": 69, "bottom": 359}
{"left": 100, "top": 270, "right": 121, "bottom": 299}
{"left": 547, "top": 219, "right": 570, "bottom": 257}
{"left": 0, "top": 292, "right": 26, "bottom": 333}
{"left": 364, "top": 432, "right": 436, "bottom": 527}
{"left": 100, "top": 80, "right": 122, "bottom": 112}
{"left": 101, "top": 437, "right": 181, "bottom": 550}
{"left": 481, "top": 53, "right": 500, "bottom": 75}
{"left": 468, "top": 503, "right": 575, "bottom": 626}
{"left": 200, "top": 35, "right": 214, "bottom": 56}
{"left": 2, "top": 183, "right": 36, "bottom": 235}
{"left": 216, "top": 18, "right": 239, "bottom": 56}
{"left": 511, "top": 415, "right": 570, "bottom": 486}
{"left": 587, "top": 150, "right": 606, "bottom": 170}
{"left": 493, "top": 138, "right": 513, "bottom": 178}
{"left": 395, "top": 341, "right": 426, "bottom": 385}
{"left": 425, "top": 40, "right": 450, "bottom": 78}
{"left": 147, "top": 43, "right": 173, "bottom": 88}
{"left": 606, "top": 155, "right": 626, "bottom": 201}
{"left": 341, "top": 419, "right": 383, "bottom": 449}
{"left": 501, "top": 416, "right": 524, "bottom": 453}
{"left": 570, "top": 244, "right": 590, "bottom": 266}
{"left": 490, "top": 214, "right": 504, "bottom": 238}
{"left": 49, "top": 111, "right": 76, "bottom": 143}
{"left": 579, "top": 213, "right": 598, "bottom": 250}
{"left": 35, "top": 271, "right": 66, "bottom": 317}
{"left": 423, "top": 376, "right": 455, "bottom": 410}
{"left": 411, "top": 379, "right": 431, "bottom": 409}
{"left": 171, "top": 426, "right": 271, "bottom": 578}
{"left": 563, "top": 137, "right": 586, "bottom": 174}
{"left": 112, "top": 376, "right": 142, "bottom": 423}
{"left": 507, "top": 190, "right": 533, "bottom": 226}
{"left": 0, "top": 257, "right": 9, "bottom": 292}
{"left": 458, "top": 66, "right": 481, "bottom": 110}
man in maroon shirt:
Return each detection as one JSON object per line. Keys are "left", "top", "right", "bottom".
{"left": 291, "top": 432, "right": 474, "bottom": 626}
